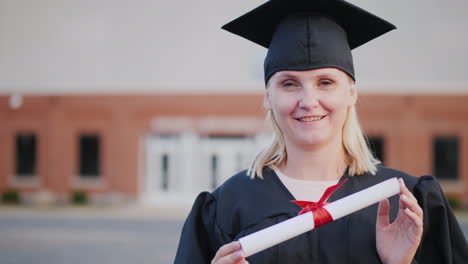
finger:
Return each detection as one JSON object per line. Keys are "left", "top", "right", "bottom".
{"left": 398, "top": 178, "right": 422, "bottom": 216}
{"left": 398, "top": 178, "right": 418, "bottom": 211}
{"left": 399, "top": 192, "right": 405, "bottom": 210}
{"left": 216, "top": 250, "right": 245, "bottom": 264}
{"left": 403, "top": 208, "right": 424, "bottom": 246}
{"left": 404, "top": 208, "right": 423, "bottom": 225}
{"left": 377, "top": 199, "right": 390, "bottom": 227}
{"left": 399, "top": 178, "right": 417, "bottom": 203}
{"left": 213, "top": 241, "right": 242, "bottom": 263}
{"left": 400, "top": 194, "right": 423, "bottom": 219}
{"left": 404, "top": 208, "right": 424, "bottom": 233}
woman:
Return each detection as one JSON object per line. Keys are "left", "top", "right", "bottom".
{"left": 175, "top": 1, "right": 468, "bottom": 263}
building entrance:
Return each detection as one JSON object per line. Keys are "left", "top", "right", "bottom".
{"left": 142, "top": 133, "right": 261, "bottom": 205}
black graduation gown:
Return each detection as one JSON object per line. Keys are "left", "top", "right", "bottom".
{"left": 174, "top": 166, "right": 468, "bottom": 263}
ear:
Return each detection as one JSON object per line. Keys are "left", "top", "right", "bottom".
{"left": 263, "top": 89, "right": 272, "bottom": 110}
{"left": 349, "top": 83, "right": 358, "bottom": 106}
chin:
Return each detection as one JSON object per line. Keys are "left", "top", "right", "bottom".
{"left": 294, "top": 136, "right": 328, "bottom": 148}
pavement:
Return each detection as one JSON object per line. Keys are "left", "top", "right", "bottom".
{"left": 0, "top": 205, "right": 189, "bottom": 264}
{"left": 0, "top": 205, "right": 467, "bottom": 264}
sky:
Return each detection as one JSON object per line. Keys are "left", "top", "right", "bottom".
{"left": 0, "top": 0, "right": 467, "bottom": 94}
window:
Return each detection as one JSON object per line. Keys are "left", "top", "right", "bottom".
{"left": 161, "top": 154, "right": 169, "bottom": 191}
{"left": 79, "top": 135, "right": 100, "bottom": 177}
{"left": 211, "top": 155, "right": 218, "bottom": 189}
{"left": 16, "top": 134, "right": 37, "bottom": 176}
{"left": 367, "top": 136, "right": 385, "bottom": 164}
{"left": 433, "top": 137, "right": 458, "bottom": 180}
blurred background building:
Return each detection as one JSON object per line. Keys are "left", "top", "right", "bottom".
{"left": 1, "top": 0, "right": 467, "bottom": 207}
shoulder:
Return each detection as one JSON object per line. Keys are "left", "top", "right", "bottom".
{"left": 374, "top": 166, "right": 442, "bottom": 198}
{"left": 184, "top": 170, "right": 258, "bottom": 221}
{"left": 212, "top": 167, "right": 277, "bottom": 200}
{"left": 211, "top": 170, "right": 253, "bottom": 201}
{"left": 214, "top": 169, "right": 253, "bottom": 192}
{"left": 374, "top": 166, "right": 420, "bottom": 189}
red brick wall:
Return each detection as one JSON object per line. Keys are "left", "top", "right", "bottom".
{"left": 1, "top": 94, "right": 467, "bottom": 206}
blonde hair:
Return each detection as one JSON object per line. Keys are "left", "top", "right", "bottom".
{"left": 247, "top": 105, "right": 380, "bottom": 178}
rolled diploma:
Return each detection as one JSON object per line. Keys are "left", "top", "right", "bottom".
{"left": 239, "top": 177, "right": 400, "bottom": 257}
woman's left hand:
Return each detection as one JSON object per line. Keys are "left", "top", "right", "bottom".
{"left": 376, "top": 178, "right": 423, "bottom": 264}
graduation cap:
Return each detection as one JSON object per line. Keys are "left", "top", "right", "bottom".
{"left": 221, "top": 0, "right": 396, "bottom": 84}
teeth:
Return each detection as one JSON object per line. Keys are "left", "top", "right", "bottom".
{"left": 299, "top": 116, "right": 323, "bottom": 122}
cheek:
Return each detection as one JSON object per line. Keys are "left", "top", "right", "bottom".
{"left": 321, "top": 90, "right": 352, "bottom": 112}
{"left": 270, "top": 95, "right": 298, "bottom": 116}
{"left": 328, "top": 98, "right": 350, "bottom": 128}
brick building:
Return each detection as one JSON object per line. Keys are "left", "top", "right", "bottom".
{"left": 1, "top": 93, "right": 467, "bottom": 206}
{"left": 1, "top": 0, "right": 468, "bottom": 206}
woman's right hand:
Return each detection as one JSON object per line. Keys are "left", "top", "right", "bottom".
{"left": 211, "top": 241, "right": 249, "bottom": 264}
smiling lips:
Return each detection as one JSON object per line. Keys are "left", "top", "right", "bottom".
{"left": 296, "top": 115, "right": 326, "bottom": 122}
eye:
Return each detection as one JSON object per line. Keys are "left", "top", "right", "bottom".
{"left": 281, "top": 80, "right": 299, "bottom": 88}
{"left": 318, "top": 79, "right": 334, "bottom": 88}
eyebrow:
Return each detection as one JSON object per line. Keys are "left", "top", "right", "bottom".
{"left": 274, "top": 72, "right": 299, "bottom": 80}
{"left": 275, "top": 71, "right": 339, "bottom": 81}
{"left": 315, "top": 73, "right": 338, "bottom": 79}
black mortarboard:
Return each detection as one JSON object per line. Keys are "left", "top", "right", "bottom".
{"left": 221, "top": 0, "right": 396, "bottom": 84}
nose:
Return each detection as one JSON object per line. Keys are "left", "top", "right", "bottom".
{"left": 298, "top": 89, "right": 319, "bottom": 109}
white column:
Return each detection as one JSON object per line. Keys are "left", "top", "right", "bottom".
{"left": 179, "top": 131, "right": 198, "bottom": 197}
{"left": 143, "top": 136, "right": 158, "bottom": 203}
{"left": 219, "top": 143, "right": 230, "bottom": 185}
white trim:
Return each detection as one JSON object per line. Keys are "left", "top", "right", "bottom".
{"left": 151, "top": 116, "right": 270, "bottom": 134}
{"left": 9, "top": 175, "right": 41, "bottom": 188}
{"left": 72, "top": 176, "right": 106, "bottom": 189}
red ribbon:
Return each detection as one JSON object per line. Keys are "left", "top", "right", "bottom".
{"left": 291, "top": 179, "right": 348, "bottom": 228}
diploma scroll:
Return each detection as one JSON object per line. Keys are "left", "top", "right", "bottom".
{"left": 239, "top": 177, "right": 401, "bottom": 257}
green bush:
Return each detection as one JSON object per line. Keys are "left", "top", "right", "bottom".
{"left": 447, "top": 197, "right": 460, "bottom": 209}
{"left": 1, "top": 189, "right": 21, "bottom": 204}
{"left": 71, "top": 190, "right": 88, "bottom": 205}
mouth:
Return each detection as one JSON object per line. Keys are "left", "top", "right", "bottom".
{"left": 295, "top": 115, "right": 326, "bottom": 122}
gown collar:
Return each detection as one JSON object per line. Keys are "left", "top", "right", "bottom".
{"left": 264, "top": 166, "right": 351, "bottom": 214}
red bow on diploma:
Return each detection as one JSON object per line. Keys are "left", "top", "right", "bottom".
{"left": 291, "top": 179, "right": 348, "bottom": 228}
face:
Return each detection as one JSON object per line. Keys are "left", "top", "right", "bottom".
{"left": 264, "top": 68, "right": 357, "bottom": 150}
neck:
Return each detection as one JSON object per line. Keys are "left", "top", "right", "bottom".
{"left": 279, "top": 138, "right": 348, "bottom": 181}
